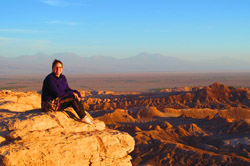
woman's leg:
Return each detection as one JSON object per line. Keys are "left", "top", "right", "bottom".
{"left": 59, "top": 95, "right": 86, "bottom": 119}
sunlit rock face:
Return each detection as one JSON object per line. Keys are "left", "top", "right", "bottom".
{"left": 0, "top": 91, "right": 135, "bottom": 166}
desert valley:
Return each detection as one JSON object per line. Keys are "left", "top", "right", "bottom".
{"left": 0, "top": 73, "right": 250, "bottom": 165}
{"left": 2, "top": 0, "right": 250, "bottom": 165}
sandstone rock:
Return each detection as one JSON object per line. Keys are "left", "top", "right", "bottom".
{"left": 0, "top": 99, "right": 135, "bottom": 166}
{"left": 0, "top": 136, "right": 5, "bottom": 144}
{"left": 0, "top": 91, "right": 41, "bottom": 112}
{"left": 1, "top": 128, "right": 134, "bottom": 166}
{"left": 97, "top": 109, "right": 135, "bottom": 124}
{"left": 134, "top": 126, "right": 142, "bottom": 132}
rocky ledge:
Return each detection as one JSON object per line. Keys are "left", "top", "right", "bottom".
{"left": 0, "top": 91, "right": 135, "bottom": 166}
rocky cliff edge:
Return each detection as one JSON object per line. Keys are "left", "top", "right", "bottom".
{"left": 0, "top": 90, "right": 135, "bottom": 166}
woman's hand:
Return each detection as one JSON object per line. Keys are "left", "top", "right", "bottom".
{"left": 73, "top": 92, "right": 81, "bottom": 102}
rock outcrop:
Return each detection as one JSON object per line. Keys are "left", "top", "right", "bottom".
{"left": 78, "top": 82, "right": 250, "bottom": 112}
{"left": 78, "top": 83, "right": 250, "bottom": 165}
{"left": 0, "top": 91, "right": 135, "bottom": 166}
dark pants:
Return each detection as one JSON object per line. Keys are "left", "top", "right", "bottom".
{"left": 59, "top": 95, "right": 86, "bottom": 119}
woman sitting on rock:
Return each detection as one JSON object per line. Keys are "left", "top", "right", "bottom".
{"left": 41, "top": 59, "right": 94, "bottom": 124}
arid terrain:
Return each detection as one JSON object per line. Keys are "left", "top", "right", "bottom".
{"left": 1, "top": 72, "right": 250, "bottom": 92}
{"left": 0, "top": 73, "right": 250, "bottom": 165}
{"left": 81, "top": 82, "right": 250, "bottom": 165}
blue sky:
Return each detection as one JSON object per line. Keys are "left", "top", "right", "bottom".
{"left": 0, "top": 0, "right": 249, "bottom": 61}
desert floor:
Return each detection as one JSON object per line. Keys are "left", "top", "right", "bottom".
{"left": 1, "top": 72, "right": 250, "bottom": 92}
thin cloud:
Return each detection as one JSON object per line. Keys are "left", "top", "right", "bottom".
{"left": 45, "top": 20, "right": 79, "bottom": 26}
{"left": 0, "top": 37, "right": 49, "bottom": 44}
{"left": 41, "top": 0, "right": 67, "bottom": 7}
{"left": 41, "top": 0, "right": 86, "bottom": 7}
{"left": 0, "top": 37, "right": 53, "bottom": 57}
{"left": 0, "top": 37, "right": 14, "bottom": 44}
{"left": 0, "top": 28, "right": 40, "bottom": 33}
{"left": 0, "top": 37, "right": 12, "bottom": 41}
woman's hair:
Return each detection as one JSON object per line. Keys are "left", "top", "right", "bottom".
{"left": 52, "top": 59, "right": 63, "bottom": 68}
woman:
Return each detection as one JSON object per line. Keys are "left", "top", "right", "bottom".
{"left": 41, "top": 59, "right": 94, "bottom": 124}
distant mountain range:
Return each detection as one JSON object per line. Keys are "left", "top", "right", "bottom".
{"left": 0, "top": 52, "right": 248, "bottom": 75}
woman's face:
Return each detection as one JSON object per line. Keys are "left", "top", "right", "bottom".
{"left": 52, "top": 62, "right": 63, "bottom": 77}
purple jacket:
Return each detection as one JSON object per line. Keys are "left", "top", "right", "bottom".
{"left": 42, "top": 72, "right": 81, "bottom": 101}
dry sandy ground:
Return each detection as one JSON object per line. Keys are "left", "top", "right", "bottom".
{"left": 1, "top": 72, "right": 250, "bottom": 92}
